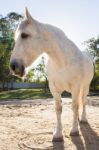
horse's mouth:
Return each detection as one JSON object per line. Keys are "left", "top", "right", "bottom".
{"left": 17, "top": 71, "right": 25, "bottom": 77}
{"left": 10, "top": 69, "right": 25, "bottom": 78}
{"left": 10, "top": 60, "right": 25, "bottom": 78}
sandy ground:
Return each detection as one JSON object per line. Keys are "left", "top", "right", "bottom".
{"left": 0, "top": 96, "right": 99, "bottom": 150}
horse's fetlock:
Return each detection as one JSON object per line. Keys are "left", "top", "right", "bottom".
{"left": 56, "top": 105, "right": 62, "bottom": 113}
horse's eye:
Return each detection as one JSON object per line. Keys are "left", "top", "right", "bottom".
{"left": 21, "top": 33, "right": 29, "bottom": 39}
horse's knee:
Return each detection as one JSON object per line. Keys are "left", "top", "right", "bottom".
{"left": 53, "top": 92, "right": 62, "bottom": 113}
{"left": 55, "top": 100, "right": 62, "bottom": 114}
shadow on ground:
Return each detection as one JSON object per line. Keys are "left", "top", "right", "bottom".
{"left": 19, "top": 123, "right": 99, "bottom": 150}
{"left": 71, "top": 122, "right": 99, "bottom": 150}
{"left": 52, "top": 141, "right": 65, "bottom": 150}
{"left": 0, "top": 97, "right": 99, "bottom": 150}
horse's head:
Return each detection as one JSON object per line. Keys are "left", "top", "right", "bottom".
{"left": 10, "top": 8, "right": 43, "bottom": 77}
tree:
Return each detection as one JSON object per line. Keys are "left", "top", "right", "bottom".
{"left": 25, "top": 69, "right": 35, "bottom": 82}
{"left": 84, "top": 37, "right": 99, "bottom": 91}
{"left": 0, "top": 12, "right": 22, "bottom": 89}
{"left": 25, "top": 57, "right": 48, "bottom": 89}
{"left": 84, "top": 37, "right": 99, "bottom": 60}
{"left": 35, "top": 57, "right": 47, "bottom": 80}
{"left": 35, "top": 57, "right": 48, "bottom": 89}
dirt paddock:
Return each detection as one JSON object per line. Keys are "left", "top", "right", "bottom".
{"left": 0, "top": 96, "right": 99, "bottom": 150}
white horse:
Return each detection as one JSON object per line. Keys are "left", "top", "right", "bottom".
{"left": 10, "top": 8, "right": 94, "bottom": 141}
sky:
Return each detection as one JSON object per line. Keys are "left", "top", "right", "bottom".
{"left": 0, "top": 0, "right": 99, "bottom": 50}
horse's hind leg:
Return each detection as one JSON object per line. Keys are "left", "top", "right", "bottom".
{"left": 80, "top": 86, "right": 89, "bottom": 123}
{"left": 70, "top": 86, "right": 80, "bottom": 136}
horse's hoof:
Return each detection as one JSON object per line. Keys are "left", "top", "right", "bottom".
{"left": 80, "top": 117, "right": 88, "bottom": 124}
{"left": 70, "top": 131, "right": 79, "bottom": 136}
{"left": 52, "top": 136, "right": 63, "bottom": 142}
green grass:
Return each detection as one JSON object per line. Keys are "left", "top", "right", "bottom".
{"left": 0, "top": 89, "right": 52, "bottom": 100}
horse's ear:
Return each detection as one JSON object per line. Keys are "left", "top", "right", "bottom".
{"left": 24, "top": 7, "right": 33, "bottom": 23}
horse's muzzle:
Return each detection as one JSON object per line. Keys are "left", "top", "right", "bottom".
{"left": 10, "top": 60, "right": 25, "bottom": 77}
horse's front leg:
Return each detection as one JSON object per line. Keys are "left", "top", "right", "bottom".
{"left": 53, "top": 93, "right": 63, "bottom": 142}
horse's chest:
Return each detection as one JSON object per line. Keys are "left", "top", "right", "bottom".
{"left": 48, "top": 67, "right": 73, "bottom": 92}
{"left": 48, "top": 65, "right": 74, "bottom": 81}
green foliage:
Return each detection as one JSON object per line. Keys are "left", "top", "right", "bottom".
{"left": 25, "top": 69, "right": 35, "bottom": 82}
{"left": 84, "top": 37, "right": 99, "bottom": 59}
{"left": 0, "top": 89, "right": 52, "bottom": 100}
{"left": 25, "top": 57, "right": 48, "bottom": 83}
{"left": 35, "top": 57, "right": 48, "bottom": 82}
{"left": 0, "top": 12, "right": 22, "bottom": 88}
{"left": 24, "top": 57, "right": 49, "bottom": 90}
{"left": 84, "top": 37, "right": 99, "bottom": 91}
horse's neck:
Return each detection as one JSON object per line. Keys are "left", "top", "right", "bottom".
{"left": 41, "top": 24, "right": 81, "bottom": 68}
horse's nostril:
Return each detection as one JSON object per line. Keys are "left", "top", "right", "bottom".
{"left": 21, "top": 65, "right": 25, "bottom": 73}
{"left": 11, "top": 64, "right": 15, "bottom": 71}
{"left": 10, "top": 62, "right": 18, "bottom": 71}
{"left": 10, "top": 61, "right": 25, "bottom": 76}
